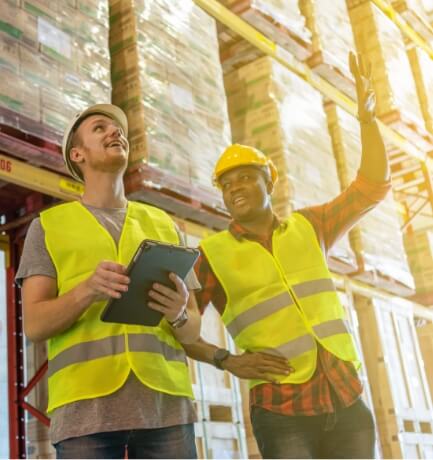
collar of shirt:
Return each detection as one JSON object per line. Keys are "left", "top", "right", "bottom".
{"left": 228, "top": 214, "right": 287, "bottom": 244}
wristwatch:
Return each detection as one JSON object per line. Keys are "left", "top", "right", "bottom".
{"left": 168, "top": 308, "right": 188, "bottom": 329}
{"left": 213, "top": 348, "right": 231, "bottom": 370}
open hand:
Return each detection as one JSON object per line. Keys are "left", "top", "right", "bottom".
{"left": 148, "top": 273, "right": 189, "bottom": 323}
{"left": 222, "top": 351, "right": 295, "bottom": 383}
{"left": 349, "top": 51, "right": 376, "bottom": 123}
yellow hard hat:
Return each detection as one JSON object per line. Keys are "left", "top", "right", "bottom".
{"left": 213, "top": 144, "right": 278, "bottom": 188}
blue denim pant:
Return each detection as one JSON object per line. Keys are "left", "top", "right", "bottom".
{"left": 251, "top": 398, "right": 375, "bottom": 459}
{"left": 54, "top": 424, "right": 197, "bottom": 459}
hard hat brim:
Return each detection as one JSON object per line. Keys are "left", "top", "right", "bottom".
{"left": 213, "top": 162, "right": 278, "bottom": 188}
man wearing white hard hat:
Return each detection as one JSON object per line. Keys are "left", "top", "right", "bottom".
{"left": 16, "top": 104, "right": 201, "bottom": 458}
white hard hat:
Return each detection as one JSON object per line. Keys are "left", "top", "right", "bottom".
{"left": 62, "top": 104, "right": 129, "bottom": 182}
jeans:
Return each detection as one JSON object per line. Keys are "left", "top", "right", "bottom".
{"left": 251, "top": 398, "right": 375, "bottom": 459}
{"left": 54, "top": 424, "right": 197, "bottom": 459}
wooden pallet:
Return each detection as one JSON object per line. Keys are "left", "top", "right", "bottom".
{"left": 392, "top": 0, "right": 433, "bottom": 43}
{"left": 350, "top": 262, "right": 415, "bottom": 297}
{"left": 355, "top": 295, "right": 433, "bottom": 458}
{"left": 299, "top": 0, "right": 356, "bottom": 99}
{"left": 306, "top": 51, "right": 356, "bottom": 99}
{"left": 379, "top": 108, "right": 433, "bottom": 155}
{"left": 218, "top": 0, "right": 312, "bottom": 61}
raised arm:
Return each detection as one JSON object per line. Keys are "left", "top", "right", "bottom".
{"left": 349, "top": 51, "right": 389, "bottom": 183}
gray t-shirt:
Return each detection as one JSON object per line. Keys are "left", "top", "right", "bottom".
{"left": 16, "top": 203, "right": 199, "bottom": 444}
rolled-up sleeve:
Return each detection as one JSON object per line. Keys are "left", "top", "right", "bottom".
{"left": 297, "top": 171, "right": 392, "bottom": 254}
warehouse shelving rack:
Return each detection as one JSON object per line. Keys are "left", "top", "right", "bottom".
{"left": 2, "top": 0, "right": 433, "bottom": 457}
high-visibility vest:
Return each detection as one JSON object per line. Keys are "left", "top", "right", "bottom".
{"left": 40, "top": 201, "right": 193, "bottom": 413}
{"left": 200, "top": 212, "right": 360, "bottom": 387}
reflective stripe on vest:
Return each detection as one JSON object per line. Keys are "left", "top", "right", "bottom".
{"left": 251, "top": 317, "right": 350, "bottom": 360}
{"left": 48, "top": 334, "right": 187, "bottom": 378}
{"left": 226, "top": 278, "right": 338, "bottom": 340}
{"left": 292, "top": 278, "right": 336, "bottom": 298}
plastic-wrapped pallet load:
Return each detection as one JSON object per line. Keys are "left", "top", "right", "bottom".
{"left": 347, "top": 0, "right": 433, "bottom": 154}
{"left": 355, "top": 295, "right": 433, "bottom": 459}
{"left": 325, "top": 102, "right": 415, "bottom": 296}
{"left": 404, "top": 229, "right": 433, "bottom": 303}
{"left": 224, "top": 56, "right": 357, "bottom": 274}
{"left": 0, "top": 0, "right": 110, "bottom": 143}
{"left": 300, "top": 0, "right": 356, "bottom": 98}
{"left": 109, "top": 0, "right": 231, "bottom": 202}
{"left": 217, "top": 0, "right": 312, "bottom": 74}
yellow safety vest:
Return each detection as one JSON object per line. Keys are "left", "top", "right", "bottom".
{"left": 40, "top": 201, "right": 193, "bottom": 413}
{"left": 200, "top": 212, "right": 360, "bottom": 387}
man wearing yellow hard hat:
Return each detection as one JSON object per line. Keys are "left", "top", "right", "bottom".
{"left": 16, "top": 104, "right": 201, "bottom": 458}
{"left": 184, "top": 53, "right": 388, "bottom": 458}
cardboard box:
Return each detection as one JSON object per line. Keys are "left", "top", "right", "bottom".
{"left": 109, "top": 0, "right": 231, "bottom": 194}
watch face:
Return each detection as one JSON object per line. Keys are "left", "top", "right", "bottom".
{"left": 214, "top": 348, "right": 230, "bottom": 361}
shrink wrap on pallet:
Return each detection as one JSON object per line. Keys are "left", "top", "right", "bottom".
{"left": 110, "top": 0, "right": 231, "bottom": 197}
{"left": 347, "top": 0, "right": 433, "bottom": 153}
{"left": 0, "top": 0, "right": 110, "bottom": 140}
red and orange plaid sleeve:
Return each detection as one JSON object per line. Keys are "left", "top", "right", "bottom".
{"left": 297, "top": 172, "right": 391, "bottom": 255}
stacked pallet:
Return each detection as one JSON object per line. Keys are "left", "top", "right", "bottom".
{"left": 224, "top": 56, "right": 357, "bottom": 273}
{"left": 109, "top": 0, "right": 231, "bottom": 204}
{"left": 217, "top": 0, "right": 312, "bottom": 74}
{"left": 325, "top": 102, "right": 415, "bottom": 296}
{"left": 300, "top": 0, "right": 356, "bottom": 98}
{"left": 404, "top": 229, "right": 433, "bottom": 303}
{"left": 347, "top": 0, "right": 433, "bottom": 155}
{"left": 0, "top": 0, "right": 110, "bottom": 141}
{"left": 355, "top": 295, "right": 433, "bottom": 459}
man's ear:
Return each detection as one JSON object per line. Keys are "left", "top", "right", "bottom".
{"left": 69, "top": 146, "right": 85, "bottom": 166}
{"left": 266, "top": 177, "right": 274, "bottom": 196}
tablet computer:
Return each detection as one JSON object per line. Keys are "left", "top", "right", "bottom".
{"left": 100, "top": 239, "right": 200, "bottom": 327}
